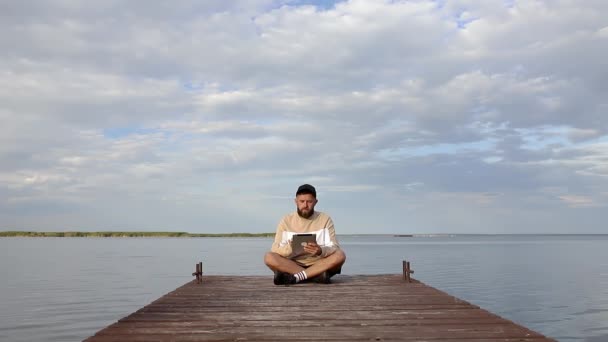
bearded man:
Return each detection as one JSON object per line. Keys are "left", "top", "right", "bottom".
{"left": 264, "top": 184, "right": 346, "bottom": 285}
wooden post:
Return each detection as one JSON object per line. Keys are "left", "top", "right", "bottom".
{"left": 192, "top": 262, "right": 203, "bottom": 284}
{"left": 402, "top": 260, "right": 414, "bottom": 283}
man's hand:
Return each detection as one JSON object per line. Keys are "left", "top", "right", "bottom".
{"left": 303, "top": 242, "right": 322, "bottom": 256}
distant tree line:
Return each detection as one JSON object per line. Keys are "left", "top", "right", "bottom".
{"left": 0, "top": 231, "right": 274, "bottom": 238}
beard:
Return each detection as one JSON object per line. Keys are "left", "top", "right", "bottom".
{"left": 297, "top": 208, "right": 314, "bottom": 219}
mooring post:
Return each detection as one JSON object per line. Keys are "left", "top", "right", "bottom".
{"left": 192, "top": 262, "right": 203, "bottom": 284}
{"left": 402, "top": 260, "right": 414, "bottom": 282}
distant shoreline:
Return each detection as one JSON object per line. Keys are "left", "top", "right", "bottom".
{"left": 0, "top": 231, "right": 275, "bottom": 238}
{"left": 1, "top": 231, "right": 606, "bottom": 238}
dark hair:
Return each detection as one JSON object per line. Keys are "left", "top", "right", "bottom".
{"left": 296, "top": 184, "right": 316, "bottom": 198}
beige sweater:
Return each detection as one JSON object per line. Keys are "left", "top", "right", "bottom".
{"left": 270, "top": 211, "right": 340, "bottom": 266}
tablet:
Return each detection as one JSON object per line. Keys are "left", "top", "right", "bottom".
{"left": 291, "top": 233, "right": 317, "bottom": 257}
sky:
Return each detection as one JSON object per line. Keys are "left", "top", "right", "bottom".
{"left": 1, "top": 0, "right": 607, "bottom": 234}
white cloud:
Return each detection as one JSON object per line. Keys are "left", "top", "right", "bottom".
{"left": 558, "top": 195, "right": 601, "bottom": 208}
{"left": 1, "top": 0, "right": 607, "bottom": 233}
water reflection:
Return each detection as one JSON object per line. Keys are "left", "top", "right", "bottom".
{"left": 0, "top": 235, "right": 607, "bottom": 341}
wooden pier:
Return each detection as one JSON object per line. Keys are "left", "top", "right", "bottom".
{"left": 84, "top": 273, "right": 555, "bottom": 341}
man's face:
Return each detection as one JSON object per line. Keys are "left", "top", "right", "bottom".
{"left": 295, "top": 193, "right": 317, "bottom": 218}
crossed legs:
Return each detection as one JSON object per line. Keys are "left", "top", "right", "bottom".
{"left": 264, "top": 249, "right": 346, "bottom": 279}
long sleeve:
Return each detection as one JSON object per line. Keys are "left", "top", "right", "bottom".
{"left": 320, "top": 217, "right": 339, "bottom": 257}
{"left": 270, "top": 218, "right": 292, "bottom": 257}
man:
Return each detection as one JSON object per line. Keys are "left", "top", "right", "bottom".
{"left": 264, "top": 184, "right": 346, "bottom": 285}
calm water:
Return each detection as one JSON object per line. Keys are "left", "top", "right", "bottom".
{"left": 1, "top": 235, "right": 608, "bottom": 341}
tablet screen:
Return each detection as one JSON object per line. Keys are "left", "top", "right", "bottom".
{"left": 291, "top": 233, "right": 317, "bottom": 257}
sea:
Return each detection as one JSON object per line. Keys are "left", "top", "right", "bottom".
{"left": 1, "top": 234, "right": 607, "bottom": 342}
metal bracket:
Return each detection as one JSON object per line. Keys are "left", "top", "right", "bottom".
{"left": 192, "top": 262, "right": 203, "bottom": 284}
{"left": 403, "top": 260, "right": 414, "bottom": 282}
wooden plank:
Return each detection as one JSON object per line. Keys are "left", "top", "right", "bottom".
{"left": 120, "top": 310, "right": 500, "bottom": 321}
{"left": 86, "top": 336, "right": 552, "bottom": 342}
{"left": 84, "top": 275, "right": 556, "bottom": 342}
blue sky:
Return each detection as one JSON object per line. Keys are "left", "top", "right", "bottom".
{"left": 1, "top": 0, "right": 607, "bottom": 234}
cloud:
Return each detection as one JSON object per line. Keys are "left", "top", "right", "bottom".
{"left": 1, "top": 0, "right": 607, "bottom": 233}
{"left": 558, "top": 195, "right": 599, "bottom": 208}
